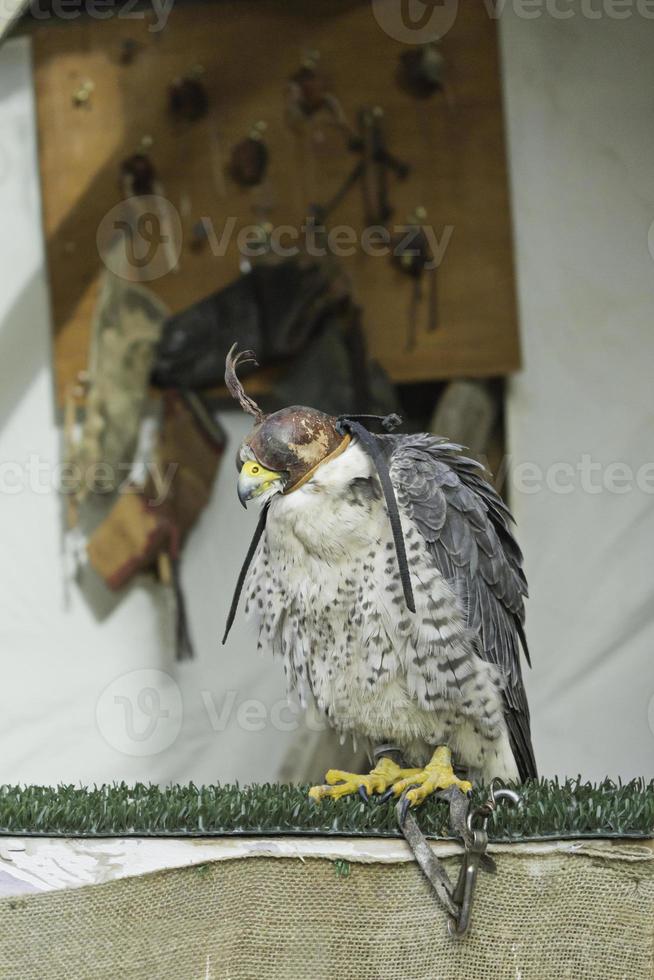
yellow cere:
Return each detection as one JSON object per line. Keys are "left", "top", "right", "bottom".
{"left": 241, "top": 460, "right": 282, "bottom": 486}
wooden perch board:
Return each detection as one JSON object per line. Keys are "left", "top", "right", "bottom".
{"left": 33, "top": 0, "right": 520, "bottom": 403}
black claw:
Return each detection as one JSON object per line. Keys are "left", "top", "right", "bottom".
{"left": 358, "top": 785, "right": 370, "bottom": 804}
{"left": 398, "top": 793, "right": 412, "bottom": 825}
{"left": 379, "top": 788, "right": 395, "bottom": 803}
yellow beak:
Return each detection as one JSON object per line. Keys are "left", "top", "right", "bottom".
{"left": 237, "top": 460, "right": 284, "bottom": 508}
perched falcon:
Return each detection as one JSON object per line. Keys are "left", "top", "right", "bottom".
{"left": 224, "top": 346, "right": 536, "bottom": 804}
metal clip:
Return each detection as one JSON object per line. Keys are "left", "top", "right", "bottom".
{"left": 447, "top": 825, "right": 487, "bottom": 938}
{"left": 397, "top": 779, "right": 521, "bottom": 939}
{"left": 447, "top": 780, "right": 521, "bottom": 938}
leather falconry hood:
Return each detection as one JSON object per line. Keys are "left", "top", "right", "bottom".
{"left": 224, "top": 344, "right": 350, "bottom": 492}
{"left": 222, "top": 343, "right": 415, "bottom": 646}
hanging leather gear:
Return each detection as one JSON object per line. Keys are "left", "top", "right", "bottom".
{"left": 228, "top": 122, "right": 269, "bottom": 188}
{"left": 149, "top": 256, "right": 398, "bottom": 420}
{"left": 391, "top": 207, "right": 439, "bottom": 350}
{"left": 87, "top": 391, "right": 226, "bottom": 660}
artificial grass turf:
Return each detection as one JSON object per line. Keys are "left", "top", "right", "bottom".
{"left": 0, "top": 778, "right": 651, "bottom": 840}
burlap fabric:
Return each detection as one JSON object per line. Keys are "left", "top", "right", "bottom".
{"left": 0, "top": 841, "right": 652, "bottom": 979}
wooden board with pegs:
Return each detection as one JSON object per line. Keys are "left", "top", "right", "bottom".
{"left": 32, "top": 0, "right": 520, "bottom": 403}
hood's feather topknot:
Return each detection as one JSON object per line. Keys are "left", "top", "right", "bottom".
{"left": 225, "top": 343, "right": 265, "bottom": 421}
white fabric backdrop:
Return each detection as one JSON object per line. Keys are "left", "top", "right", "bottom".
{"left": 0, "top": 38, "right": 302, "bottom": 785}
{"left": 1, "top": 14, "right": 653, "bottom": 787}
{"left": 501, "top": 8, "right": 654, "bottom": 780}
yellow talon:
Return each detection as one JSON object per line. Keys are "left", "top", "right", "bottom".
{"left": 392, "top": 746, "right": 472, "bottom": 806}
{"left": 308, "top": 757, "right": 422, "bottom": 803}
{"left": 308, "top": 749, "right": 470, "bottom": 805}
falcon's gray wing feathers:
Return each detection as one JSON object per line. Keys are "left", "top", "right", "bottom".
{"left": 387, "top": 433, "right": 536, "bottom": 781}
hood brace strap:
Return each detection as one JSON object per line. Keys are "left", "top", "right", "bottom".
{"left": 337, "top": 417, "right": 415, "bottom": 614}
{"left": 222, "top": 502, "right": 270, "bottom": 644}
{"left": 222, "top": 413, "right": 415, "bottom": 645}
